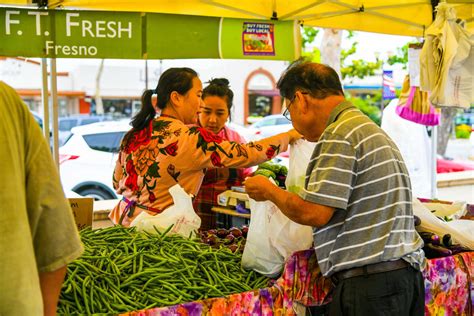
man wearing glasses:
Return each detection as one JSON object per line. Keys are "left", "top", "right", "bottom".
{"left": 245, "top": 60, "right": 425, "bottom": 316}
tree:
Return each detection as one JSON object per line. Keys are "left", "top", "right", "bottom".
{"left": 340, "top": 33, "right": 382, "bottom": 81}
{"left": 301, "top": 27, "right": 321, "bottom": 63}
{"left": 320, "top": 28, "right": 342, "bottom": 76}
{"left": 301, "top": 26, "right": 318, "bottom": 48}
{"left": 386, "top": 44, "right": 409, "bottom": 70}
{"left": 94, "top": 59, "right": 105, "bottom": 115}
{"left": 319, "top": 29, "right": 383, "bottom": 124}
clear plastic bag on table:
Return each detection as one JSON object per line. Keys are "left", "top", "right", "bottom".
{"left": 421, "top": 199, "right": 467, "bottom": 220}
{"left": 131, "top": 184, "right": 201, "bottom": 238}
{"left": 413, "top": 198, "right": 473, "bottom": 249}
{"left": 242, "top": 179, "right": 314, "bottom": 277}
{"left": 285, "top": 139, "right": 316, "bottom": 194}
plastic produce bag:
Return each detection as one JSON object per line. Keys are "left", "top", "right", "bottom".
{"left": 285, "top": 139, "right": 316, "bottom": 194}
{"left": 242, "top": 185, "right": 313, "bottom": 277}
{"left": 413, "top": 198, "right": 473, "bottom": 249}
{"left": 242, "top": 198, "right": 284, "bottom": 278}
{"left": 421, "top": 200, "right": 467, "bottom": 220}
{"left": 131, "top": 184, "right": 201, "bottom": 238}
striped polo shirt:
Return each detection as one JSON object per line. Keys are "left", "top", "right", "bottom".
{"left": 299, "top": 101, "right": 425, "bottom": 277}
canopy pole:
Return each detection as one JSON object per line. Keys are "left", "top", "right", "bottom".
{"left": 41, "top": 58, "right": 50, "bottom": 144}
{"left": 49, "top": 58, "right": 59, "bottom": 170}
{"left": 431, "top": 125, "right": 438, "bottom": 199}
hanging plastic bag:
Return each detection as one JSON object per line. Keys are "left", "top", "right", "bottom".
{"left": 285, "top": 139, "right": 316, "bottom": 194}
{"left": 396, "top": 75, "right": 440, "bottom": 126}
{"left": 419, "top": 3, "right": 473, "bottom": 109}
{"left": 241, "top": 197, "right": 284, "bottom": 278}
{"left": 131, "top": 184, "right": 201, "bottom": 238}
{"left": 242, "top": 195, "right": 314, "bottom": 277}
{"left": 242, "top": 143, "right": 315, "bottom": 276}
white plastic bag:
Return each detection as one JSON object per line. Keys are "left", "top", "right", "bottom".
{"left": 242, "top": 182, "right": 314, "bottom": 277}
{"left": 421, "top": 200, "right": 467, "bottom": 220}
{"left": 242, "top": 198, "right": 284, "bottom": 278}
{"left": 413, "top": 198, "right": 473, "bottom": 249}
{"left": 131, "top": 184, "right": 201, "bottom": 238}
{"left": 285, "top": 139, "right": 316, "bottom": 194}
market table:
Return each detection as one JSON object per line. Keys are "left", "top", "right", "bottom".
{"left": 211, "top": 206, "right": 250, "bottom": 228}
{"left": 121, "top": 249, "right": 473, "bottom": 315}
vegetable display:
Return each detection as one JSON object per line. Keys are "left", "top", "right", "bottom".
{"left": 255, "top": 161, "right": 288, "bottom": 187}
{"left": 58, "top": 226, "right": 269, "bottom": 314}
{"left": 199, "top": 226, "right": 249, "bottom": 253}
{"left": 414, "top": 216, "right": 470, "bottom": 259}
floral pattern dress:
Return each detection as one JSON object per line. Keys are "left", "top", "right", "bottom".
{"left": 193, "top": 125, "right": 253, "bottom": 230}
{"left": 109, "top": 117, "right": 289, "bottom": 226}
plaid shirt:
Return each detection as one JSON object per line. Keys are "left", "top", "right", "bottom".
{"left": 193, "top": 126, "right": 253, "bottom": 210}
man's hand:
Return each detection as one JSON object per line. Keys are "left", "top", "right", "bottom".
{"left": 244, "top": 175, "right": 276, "bottom": 201}
{"left": 245, "top": 175, "right": 335, "bottom": 228}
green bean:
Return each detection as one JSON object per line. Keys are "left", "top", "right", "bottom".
{"left": 59, "top": 226, "right": 271, "bottom": 314}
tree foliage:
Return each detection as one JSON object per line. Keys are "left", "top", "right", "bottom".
{"left": 348, "top": 93, "right": 382, "bottom": 126}
{"left": 301, "top": 26, "right": 319, "bottom": 48}
{"left": 300, "top": 26, "right": 321, "bottom": 62}
{"left": 386, "top": 44, "right": 410, "bottom": 69}
{"left": 339, "top": 33, "right": 382, "bottom": 80}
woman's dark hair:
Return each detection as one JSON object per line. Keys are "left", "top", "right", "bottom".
{"left": 130, "top": 67, "right": 198, "bottom": 131}
{"left": 202, "top": 78, "right": 234, "bottom": 120}
{"left": 122, "top": 67, "right": 198, "bottom": 148}
{"left": 277, "top": 58, "right": 344, "bottom": 100}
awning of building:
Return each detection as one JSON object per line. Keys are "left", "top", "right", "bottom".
{"left": 16, "top": 89, "right": 86, "bottom": 97}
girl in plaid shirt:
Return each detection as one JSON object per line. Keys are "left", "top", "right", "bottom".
{"left": 193, "top": 78, "right": 253, "bottom": 230}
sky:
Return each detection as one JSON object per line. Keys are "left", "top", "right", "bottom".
{"left": 340, "top": 31, "right": 417, "bottom": 62}
{"left": 49, "top": 30, "right": 417, "bottom": 72}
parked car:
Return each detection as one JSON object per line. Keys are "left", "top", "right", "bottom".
{"left": 59, "top": 120, "right": 131, "bottom": 200}
{"left": 437, "top": 157, "right": 474, "bottom": 173}
{"left": 58, "top": 115, "right": 110, "bottom": 146}
{"left": 455, "top": 112, "right": 474, "bottom": 127}
{"left": 246, "top": 114, "right": 293, "bottom": 141}
{"left": 226, "top": 122, "right": 255, "bottom": 141}
{"left": 31, "top": 111, "right": 43, "bottom": 128}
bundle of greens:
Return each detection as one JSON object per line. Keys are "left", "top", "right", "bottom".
{"left": 254, "top": 161, "right": 288, "bottom": 188}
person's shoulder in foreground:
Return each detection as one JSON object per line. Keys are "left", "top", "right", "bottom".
{"left": 0, "top": 81, "right": 83, "bottom": 315}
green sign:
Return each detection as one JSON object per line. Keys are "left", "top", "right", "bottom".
{"left": 0, "top": 8, "right": 142, "bottom": 58}
{"left": 220, "top": 19, "right": 298, "bottom": 60}
{"left": 0, "top": 8, "right": 299, "bottom": 60}
{"left": 146, "top": 13, "right": 220, "bottom": 59}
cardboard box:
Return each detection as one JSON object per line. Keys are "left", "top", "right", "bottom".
{"left": 69, "top": 198, "right": 94, "bottom": 230}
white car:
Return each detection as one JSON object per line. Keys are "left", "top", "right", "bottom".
{"left": 246, "top": 114, "right": 293, "bottom": 141}
{"left": 59, "top": 120, "right": 131, "bottom": 200}
{"left": 226, "top": 122, "right": 255, "bottom": 142}
{"left": 58, "top": 115, "right": 110, "bottom": 146}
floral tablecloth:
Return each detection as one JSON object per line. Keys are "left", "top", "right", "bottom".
{"left": 423, "top": 251, "right": 473, "bottom": 315}
{"left": 122, "top": 250, "right": 473, "bottom": 316}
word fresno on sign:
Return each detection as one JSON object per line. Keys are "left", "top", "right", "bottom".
{"left": 0, "top": 8, "right": 142, "bottom": 58}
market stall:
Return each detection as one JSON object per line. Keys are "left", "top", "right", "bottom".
{"left": 59, "top": 224, "right": 472, "bottom": 315}
{"left": 1, "top": 2, "right": 472, "bottom": 315}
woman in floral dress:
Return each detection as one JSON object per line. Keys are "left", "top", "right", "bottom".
{"left": 109, "top": 68, "right": 300, "bottom": 226}
{"left": 193, "top": 78, "right": 253, "bottom": 230}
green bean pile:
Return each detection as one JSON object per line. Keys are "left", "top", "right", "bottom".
{"left": 58, "top": 226, "right": 269, "bottom": 314}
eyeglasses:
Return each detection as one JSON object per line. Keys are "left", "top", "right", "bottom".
{"left": 283, "top": 92, "right": 308, "bottom": 121}
{"left": 283, "top": 96, "right": 295, "bottom": 121}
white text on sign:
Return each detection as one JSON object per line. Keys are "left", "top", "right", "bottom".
{"left": 5, "top": 11, "right": 133, "bottom": 38}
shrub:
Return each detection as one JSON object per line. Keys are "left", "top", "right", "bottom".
{"left": 347, "top": 96, "right": 382, "bottom": 126}
{"left": 455, "top": 124, "right": 472, "bottom": 139}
